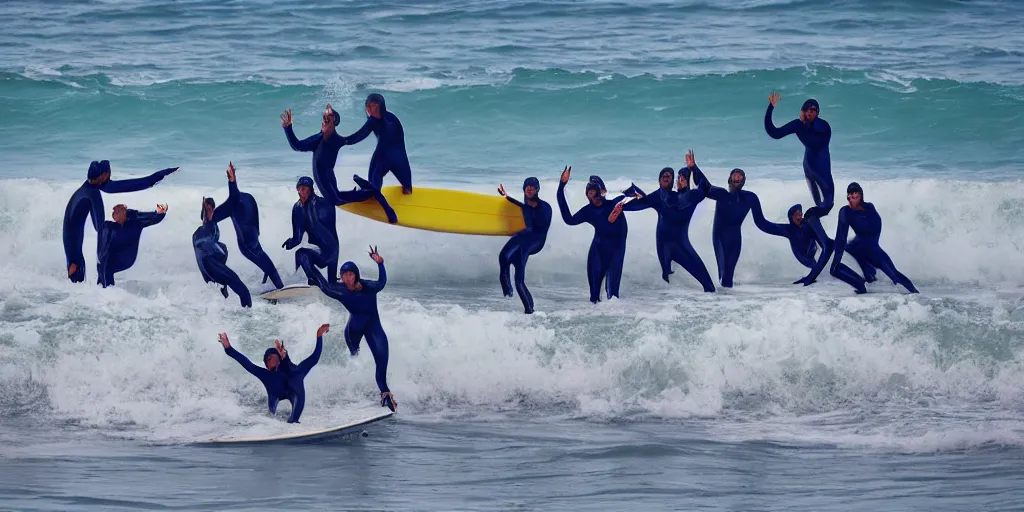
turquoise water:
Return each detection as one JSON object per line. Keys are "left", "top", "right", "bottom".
{"left": 2, "top": 1, "right": 1024, "bottom": 510}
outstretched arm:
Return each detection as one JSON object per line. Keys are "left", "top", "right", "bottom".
{"left": 342, "top": 117, "right": 377, "bottom": 146}
{"left": 134, "top": 210, "right": 166, "bottom": 228}
{"left": 505, "top": 195, "right": 524, "bottom": 208}
{"left": 100, "top": 168, "right": 178, "bottom": 194}
{"left": 747, "top": 197, "right": 788, "bottom": 237}
{"left": 296, "top": 336, "right": 324, "bottom": 375}
{"left": 764, "top": 104, "right": 801, "bottom": 140}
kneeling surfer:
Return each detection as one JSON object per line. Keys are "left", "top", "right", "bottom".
{"left": 497, "top": 177, "right": 552, "bottom": 314}
{"left": 97, "top": 203, "right": 168, "bottom": 287}
{"left": 218, "top": 323, "right": 329, "bottom": 423}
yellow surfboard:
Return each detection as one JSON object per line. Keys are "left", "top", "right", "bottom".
{"left": 338, "top": 186, "right": 527, "bottom": 236}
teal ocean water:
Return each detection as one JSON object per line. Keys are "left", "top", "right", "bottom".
{"left": 2, "top": 1, "right": 1024, "bottom": 510}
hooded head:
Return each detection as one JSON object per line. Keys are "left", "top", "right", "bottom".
{"left": 340, "top": 260, "right": 361, "bottom": 288}
{"left": 585, "top": 175, "right": 606, "bottom": 204}
{"left": 88, "top": 160, "right": 111, "bottom": 182}
{"left": 365, "top": 93, "right": 386, "bottom": 118}
{"left": 728, "top": 168, "right": 746, "bottom": 192}
{"left": 788, "top": 204, "right": 803, "bottom": 227}
{"left": 801, "top": 98, "right": 820, "bottom": 123}
{"left": 657, "top": 167, "right": 674, "bottom": 191}
{"left": 200, "top": 197, "right": 215, "bottom": 222}
{"left": 846, "top": 182, "right": 864, "bottom": 207}
{"left": 263, "top": 348, "right": 281, "bottom": 371}
{"left": 296, "top": 176, "right": 314, "bottom": 204}
{"left": 676, "top": 167, "right": 692, "bottom": 192}
{"left": 522, "top": 177, "right": 540, "bottom": 201}
{"left": 321, "top": 109, "right": 340, "bottom": 137}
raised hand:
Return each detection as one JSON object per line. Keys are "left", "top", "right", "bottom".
{"left": 316, "top": 324, "right": 330, "bottom": 337}
{"left": 218, "top": 333, "right": 231, "bottom": 349}
{"left": 685, "top": 149, "right": 696, "bottom": 169}
{"left": 497, "top": 184, "right": 506, "bottom": 197}
{"left": 227, "top": 162, "right": 236, "bottom": 182}
{"left": 281, "top": 109, "right": 293, "bottom": 127}
{"left": 368, "top": 245, "right": 383, "bottom": 264}
{"left": 559, "top": 165, "right": 572, "bottom": 184}
{"left": 156, "top": 204, "right": 168, "bottom": 214}
{"left": 769, "top": 91, "right": 781, "bottom": 107}
{"left": 274, "top": 339, "right": 287, "bottom": 359}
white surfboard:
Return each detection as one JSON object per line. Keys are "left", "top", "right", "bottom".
{"left": 260, "top": 283, "right": 318, "bottom": 301}
{"left": 201, "top": 410, "right": 394, "bottom": 444}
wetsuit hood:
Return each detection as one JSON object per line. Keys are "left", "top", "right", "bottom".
{"left": 847, "top": 182, "right": 863, "bottom": 197}
{"left": 263, "top": 348, "right": 281, "bottom": 367}
{"left": 788, "top": 204, "right": 802, "bottom": 226}
{"left": 586, "top": 175, "right": 606, "bottom": 196}
{"left": 340, "top": 260, "right": 360, "bottom": 281}
{"left": 366, "top": 93, "right": 387, "bottom": 112}
{"left": 523, "top": 177, "right": 540, "bottom": 201}
{"left": 88, "top": 160, "right": 111, "bottom": 180}
{"left": 296, "top": 176, "right": 315, "bottom": 190}
{"left": 330, "top": 111, "right": 341, "bottom": 126}
{"left": 676, "top": 167, "right": 691, "bottom": 192}
{"left": 801, "top": 99, "right": 820, "bottom": 112}
{"left": 200, "top": 197, "right": 215, "bottom": 221}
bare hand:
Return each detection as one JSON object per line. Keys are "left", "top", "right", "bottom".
{"left": 226, "top": 162, "right": 236, "bottom": 182}
{"left": 685, "top": 149, "right": 696, "bottom": 169}
{"left": 281, "top": 109, "right": 293, "bottom": 127}
{"left": 218, "top": 333, "right": 231, "bottom": 349}
{"left": 497, "top": 184, "right": 506, "bottom": 197}
{"left": 316, "top": 324, "right": 330, "bottom": 337}
{"left": 769, "top": 91, "right": 781, "bottom": 107}
{"left": 325, "top": 104, "right": 334, "bottom": 117}
{"left": 609, "top": 202, "right": 624, "bottom": 223}
{"left": 274, "top": 339, "right": 287, "bottom": 359}
{"left": 368, "top": 245, "right": 383, "bottom": 264}
{"left": 68, "top": 263, "right": 77, "bottom": 277}
{"left": 559, "top": 165, "right": 572, "bottom": 184}
{"left": 156, "top": 204, "right": 168, "bottom": 214}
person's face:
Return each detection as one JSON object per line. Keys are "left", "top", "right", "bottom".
{"left": 728, "top": 172, "right": 745, "bottom": 191}
{"left": 524, "top": 185, "right": 538, "bottom": 200}
{"left": 847, "top": 191, "right": 863, "bottom": 208}
{"left": 791, "top": 209, "right": 803, "bottom": 226}
{"left": 341, "top": 271, "right": 357, "bottom": 288}
{"left": 297, "top": 185, "right": 312, "bottom": 204}
{"left": 803, "top": 107, "right": 818, "bottom": 123}
{"left": 265, "top": 353, "right": 280, "bottom": 371}
{"left": 659, "top": 173, "right": 673, "bottom": 189}
{"left": 112, "top": 205, "right": 128, "bottom": 224}
{"left": 366, "top": 102, "right": 381, "bottom": 118}
{"left": 676, "top": 174, "right": 688, "bottom": 190}
{"left": 203, "top": 201, "right": 214, "bottom": 222}
{"left": 321, "top": 112, "right": 335, "bottom": 136}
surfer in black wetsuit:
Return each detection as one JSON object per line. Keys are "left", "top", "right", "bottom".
{"left": 218, "top": 323, "right": 330, "bottom": 424}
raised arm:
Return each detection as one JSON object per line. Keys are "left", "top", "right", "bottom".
{"left": 764, "top": 104, "right": 801, "bottom": 140}
{"left": 283, "top": 124, "right": 322, "bottom": 152}
{"left": 224, "top": 346, "right": 271, "bottom": 381}
{"left": 363, "top": 260, "right": 387, "bottom": 292}
{"left": 100, "top": 167, "right": 178, "bottom": 194}
{"left": 556, "top": 182, "right": 587, "bottom": 226}
{"left": 691, "top": 165, "right": 711, "bottom": 196}
{"left": 296, "top": 336, "right": 324, "bottom": 376}
{"left": 505, "top": 195, "right": 524, "bottom": 208}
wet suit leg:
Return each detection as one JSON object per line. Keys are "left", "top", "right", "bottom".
{"left": 238, "top": 242, "right": 284, "bottom": 289}
{"left": 286, "top": 392, "right": 304, "bottom": 423}
{"left": 802, "top": 166, "right": 835, "bottom": 220}
{"left": 498, "top": 237, "right": 522, "bottom": 298}
{"left": 512, "top": 243, "right": 543, "bottom": 314}
{"left": 267, "top": 395, "right": 281, "bottom": 415}
{"left": 832, "top": 241, "right": 869, "bottom": 294}
{"left": 604, "top": 237, "right": 626, "bottom": 300}
{"left": 585, "top": 239, "right": 605, "bottom": 303}
{"left": 202, "top": 256, "right": 252, "bottom": 307}
{"left": 714, "top": 229, "right": 742, "bottom": 288}
{"left": 656, "top": 229, "right": 673, "bottom": 282}
{"left": 349, "top": 152, "right": 398, "bottom": 223}
{"left": 670, "top": 238, "right": 716, "bottom": 292}
{"left": 296, "top": 247, "right": 339, "bottom": 284}
{"left": 861, "top": 245, "right": 919, "bottom": 293}
{"left": 364, "top": 323, "right": 391, "bottom": 394}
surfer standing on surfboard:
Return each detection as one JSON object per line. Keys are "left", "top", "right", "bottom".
{"left": 218, "top": 323, "right": 330, "bottom": 424}
{"left": 497, "top": 177, "right": 552, "bottom": 314}
{"left": 96, "top": 203, "right": 168, "bottom": 287}
{"left": 281, "top": 104, "right": 399, "bottom": 224}
{"left": 284, "top": 176, "right": 341, "bottom": 284}
{"left": 300, "top": 246, "right": 397, "bottom": 412}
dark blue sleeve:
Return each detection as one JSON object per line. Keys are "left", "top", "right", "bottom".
{"left": 805, "top": 118, "right": 832, "bottom": 150}
{"left": 764, "top": 104, "right": 801, "bottom": 140}
{"left": 343, "top": 117, "right": 376, "bottom": 145}
{"left": 537, "top": 202, "right": 553, "bottom": 234}
{"left": 225, "top": 346, "right": 271, "bottom": 383}
{"left": 283, "top": 125, "right": 321, "bottom": 152}
{"left": 135, "top": 211, "right": 165, "bottom": 228}
{"left": 88, "top": 193, "right": 105, "bottom": 232}
{"left": 691, "top": 165, "right": 711, "bottom": 195}
{"left": 96, "top": 222, "right": 116, "bottom": 287}
{"left": 100, "top": 168, "right": 177, "bottom": 194}
{"left": 556, "top": 182, "right": 587, "bottom": 226}
{"left": 211, "top": 201, "right": 232, "bottom": 223}
{"left": 284, "top": 204, "right": 305, "bottom": 249}
{"left": 747, "top": 194, "right": 786, "bottom": 236}
{"left": 621, "top": 186, "right": 654, "bottom": 212}
{"left": 297, "top": 336, "right": 323, "bottom": 375}
{"left": 705, "top": 185, "right": 730, "bottom": 201}
{"left": 505, "top": 195, "right": 524, "bottom": 208}
{"left": 363, "top": 262, "right": 387, "bottom": 293}
{"left": 520, "top": 203, "right": 536, "bottom": 234}
{"left": 831, "top": 207, "right": 851, "bottom": 271}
